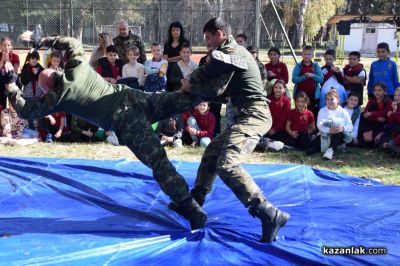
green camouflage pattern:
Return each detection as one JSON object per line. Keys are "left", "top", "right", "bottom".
{"left": 113, "top": 33, "right": 147, "bottom": 64}
{"left": 194, "top": 102, "right": 271, "bottom": 206}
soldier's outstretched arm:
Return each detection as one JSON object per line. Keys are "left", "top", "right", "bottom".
{"left": 20, "top": 31, "right": 85, "bottom": 61}
{"left": 5, "top": 83, "right": 59, "bottom": 120}
{"left": 188, "top": 67, "right": 234, "bottom": 97}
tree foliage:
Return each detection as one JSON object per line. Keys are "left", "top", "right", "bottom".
{"left": 304, "top": 0, "right": 345, "bottom": 41}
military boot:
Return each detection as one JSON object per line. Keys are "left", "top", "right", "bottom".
{"left": 169, "top": 197, "right": 207, "bottom": 230}
{"left": 248, "top": 198, "right": 290, "bottom": 243}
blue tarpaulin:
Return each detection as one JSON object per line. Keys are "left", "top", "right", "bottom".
{"left": 0, "top": 157, "right": 398, "bottom": 265}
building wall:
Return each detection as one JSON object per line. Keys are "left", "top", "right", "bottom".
{"left": 343, "top": 23, "right": 397, "bottom": 53}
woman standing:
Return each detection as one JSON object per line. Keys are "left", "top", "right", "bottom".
{"left": 163, "top": 21, "right": 189, "bottom": 91}
{"left": 89, "top": 32, "right": 114, "bottom": 69}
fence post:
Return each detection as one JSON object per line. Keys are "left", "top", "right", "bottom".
{"left": 255, "top": 0, "right": 261, "bottom": 48}
{"left": 70, "top": 0, "right": 73, "bottom": 37}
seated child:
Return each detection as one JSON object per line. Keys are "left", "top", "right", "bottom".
{"left": 380, "top": 87, "right": 400, "bottom": 156}
{"left": 168, "top": 43, "right": 198, "bottom": 91}
{"left": 0, "top": 101, "right": 38, "bottom": 146}
{"left": 96, "top": 45, "right": 124, "bottom": 84}
{"left": 121, "top": 46, "right": 145, "bottom": 89}
{"left": 47, "top": 51, "right": 63, "bottom": 71}
{"left": 309, "top": 89, "right": 353, "bottom": 160}
{"left": 284, "top": 92, "right": 315, "bottom": 149}
{"left": 267, "top": 79, "right": 291, "bottom": 141}
{"left": 69, "top": 115, "right": 104, "bottom": 143}
{"left": 39, "top": 112, "right": 69, "bottom": 143}
{"left": 358, "top": 82, "right": 392, "bottom": 147}
{"left": 144, "top": 42, "right": 168, "bottom": 92}
{"left": 342, "top": 92, "right": 361, "bottom": 146}
{"left": 156, "top": 114, "right": 184, "bottom": 148}
{"left": 182, "top": 102, "right": 215, "bottom": 148}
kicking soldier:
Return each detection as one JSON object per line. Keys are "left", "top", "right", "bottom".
{"left": 5, "top": 32, "right": 215, "bottom": 230}
{"left": 176, "top": 18, "right": 290, "bottom": 243}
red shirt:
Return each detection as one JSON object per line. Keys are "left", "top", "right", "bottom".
{"left": 296, "top": 62, "right": 316, "bottom": 96}
{"left": 0, "top": 52, "right": 20, "bottom": 70}
{"left": 49, "top": 112, "right": 67, "bottom": 130}
{"left": 265, "top": 61, "right": 289, "bottom": 84}
{"left": 268, "top": 95, "right": 291, "bottom": 132}
{"left": 182, "top": 109, "right": 216, "bottom": 139}
{"left": 96, "top": 63, "right": 120, "bottom": 80}
{"left": 388, "top": 108, "right": 400, "bottom": 145}
{"left": 364, "top": 98, "right": 392, "bottom": 122}
{"left": 287, "top": 109, "right": 314, "bottom": 133}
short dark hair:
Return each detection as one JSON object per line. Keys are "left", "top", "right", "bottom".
{"left": 324, "top": 49, "right": 336, "bottom": 58}
{"left": 180, "top": 42, "right": 192, "bottom": 52}
{"left": 377, "top": 42, "right": 390, "bottom": 52}
{"left": 203, "top": 17, "right": 231, "bottom": 36}
{"left": 374, "top": 81, "right": 387, "bottom": 91}
{"left": 303, "top": 45, "right": 313, "bottom": 51}
{"left": 235, "top": 34, "right": 247, "bottom": 42}
{"left": 246, "top": 45, "right": 258, "bottom": 54}
{"left": 151, "top": 41, "right": 161, "bottom": 47}
{"left": 106, "top": 45, "right": 118, "bottom": 54}
{"left": 268, "top": 47, "right": 281, "bottom": 55}
{"left": 26, "top": 49, "right": 40, "bottom": 61}
{"left": 347, "top": 92, "right": 360, "bottom": 100}
{"left": 349, "top": 51, "right": 361, "bottom": 59}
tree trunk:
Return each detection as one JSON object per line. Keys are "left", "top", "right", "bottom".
{"left": 293, "top": 0, "right": 307, "bottom": 48}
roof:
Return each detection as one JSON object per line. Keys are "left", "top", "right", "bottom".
{"left": 328, "top": 15, "right": 394, "bottom": 25}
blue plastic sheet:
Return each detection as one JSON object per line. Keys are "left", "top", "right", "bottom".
{"left": 0, "top": 157, "right": 398, "bottom": 265}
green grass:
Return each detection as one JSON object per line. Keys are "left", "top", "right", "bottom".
{"left": 0, "top": 142, "right": 398, "bottom": 185}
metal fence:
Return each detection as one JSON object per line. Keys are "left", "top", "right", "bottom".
{"left": 0, "top": 0, "right": 268, "bottom": 50}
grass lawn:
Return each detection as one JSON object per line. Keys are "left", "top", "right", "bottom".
{"left": 0, "top": 142, "right": 398, "bottom": 185}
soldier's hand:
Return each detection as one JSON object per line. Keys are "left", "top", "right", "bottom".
{"left": 20, "top": 31, "right": 34, "bottom": 42}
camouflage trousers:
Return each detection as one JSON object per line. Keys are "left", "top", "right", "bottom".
{"left": 194, "top": 101, "right": 272, "bottom": 207}
{"left": 111, "top": 89, "right": 201, "bottom": 204}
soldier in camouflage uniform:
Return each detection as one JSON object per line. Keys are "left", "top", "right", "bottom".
{"left": 113, "top": 20, "right": 146, "bottom": 64}
{"left": 4, "top": 32, "right": 216, "bottom": 230}
{"left": 176, "top": 18, "right": 290, "bottom": 243}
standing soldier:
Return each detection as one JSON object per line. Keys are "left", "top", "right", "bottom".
{"left": 176, "top": 17, "right": 290, "bottom": 243}
{"left": 113, "top": 20, "right": 146, "bottom": 64}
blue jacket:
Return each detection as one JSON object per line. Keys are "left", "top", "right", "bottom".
{"left": 292, "top": 61, "right": 324, "bottom": 99}
{"left": 367, "top": 58, "right": 400, "bottom": 96}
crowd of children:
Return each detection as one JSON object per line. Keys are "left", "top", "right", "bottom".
{"left": 0, "top": 25, "right": 399, "bottom": 158}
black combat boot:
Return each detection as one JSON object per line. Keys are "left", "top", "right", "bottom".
{"left": 168, "top": 186, "right": 207, "bottom": 214}
{"left": 248, "top": 199, "right": 290, "bottom": 243}
{"left": 169, "top": 197, "right": 207, "bottom": 230}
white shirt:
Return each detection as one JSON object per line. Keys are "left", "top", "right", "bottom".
{"left": 344, "top": 106, "right": 360, "bottom": 138}
{"left": 144, "top": 58, "right": 168, "bottom": 81}
{"left": 122, "top": 62, "right": 145, "bottom": 86}
{"left": 177, "top": 60, "right": 198, "bottom": 79}
{"left": 317, "top": 105, "right": 353, "bottom": 134}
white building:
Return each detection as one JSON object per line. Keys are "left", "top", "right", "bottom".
{"left": 343, "top": 23, "right": 398, "bottom": 53}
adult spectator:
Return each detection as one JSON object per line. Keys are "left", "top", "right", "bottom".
{"left": 163, "top": 21, "right": 189, "bottom": 91}
{"left": 89, "top": 32, "right": 114, "bottom": 69}
{"left": 113, "top": 20, "right": 146, "bottom": 64}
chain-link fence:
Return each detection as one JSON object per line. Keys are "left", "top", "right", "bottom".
{"left": 0, "top": 0, "right": 268, "bottom": 50}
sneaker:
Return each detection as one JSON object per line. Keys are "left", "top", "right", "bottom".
{"left": 323, "top": 147, "right": 333, "bottom": 160}
{"left": 337, "top": 143, "right": 347, "bottom": 151}
{"left": 45, "top": 133, "right": 53, "bottom": 143}
{"left": 106, "top": 131, "right": 119, "bottom": 146}
{"left": 160, "top": 139, "right": 167, "bottom": 146}
{"left": 191, "top": 141, "right": 197, "bottom": 147}
{"left": 267, "top": 140, "right": 284, "bottom": 151}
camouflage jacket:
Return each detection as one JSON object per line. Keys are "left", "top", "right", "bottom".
{"left": 1, "top": 109, "right": 28, "bottom": 139}
{"left": 6, "top": 36, "right": 128, "bottom": 130}
{"left": 113, "top": 33, "right": 147, "bottom": 64}
{"left": 189, "top": 36, "right": 267, "bottom": 107}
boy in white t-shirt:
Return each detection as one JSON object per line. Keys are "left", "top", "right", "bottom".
{"left": 144, "top": 42, "right": 168, "bottom": 92}
{"left": 122, "top": 46, "right": 145, "bottom": 87}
